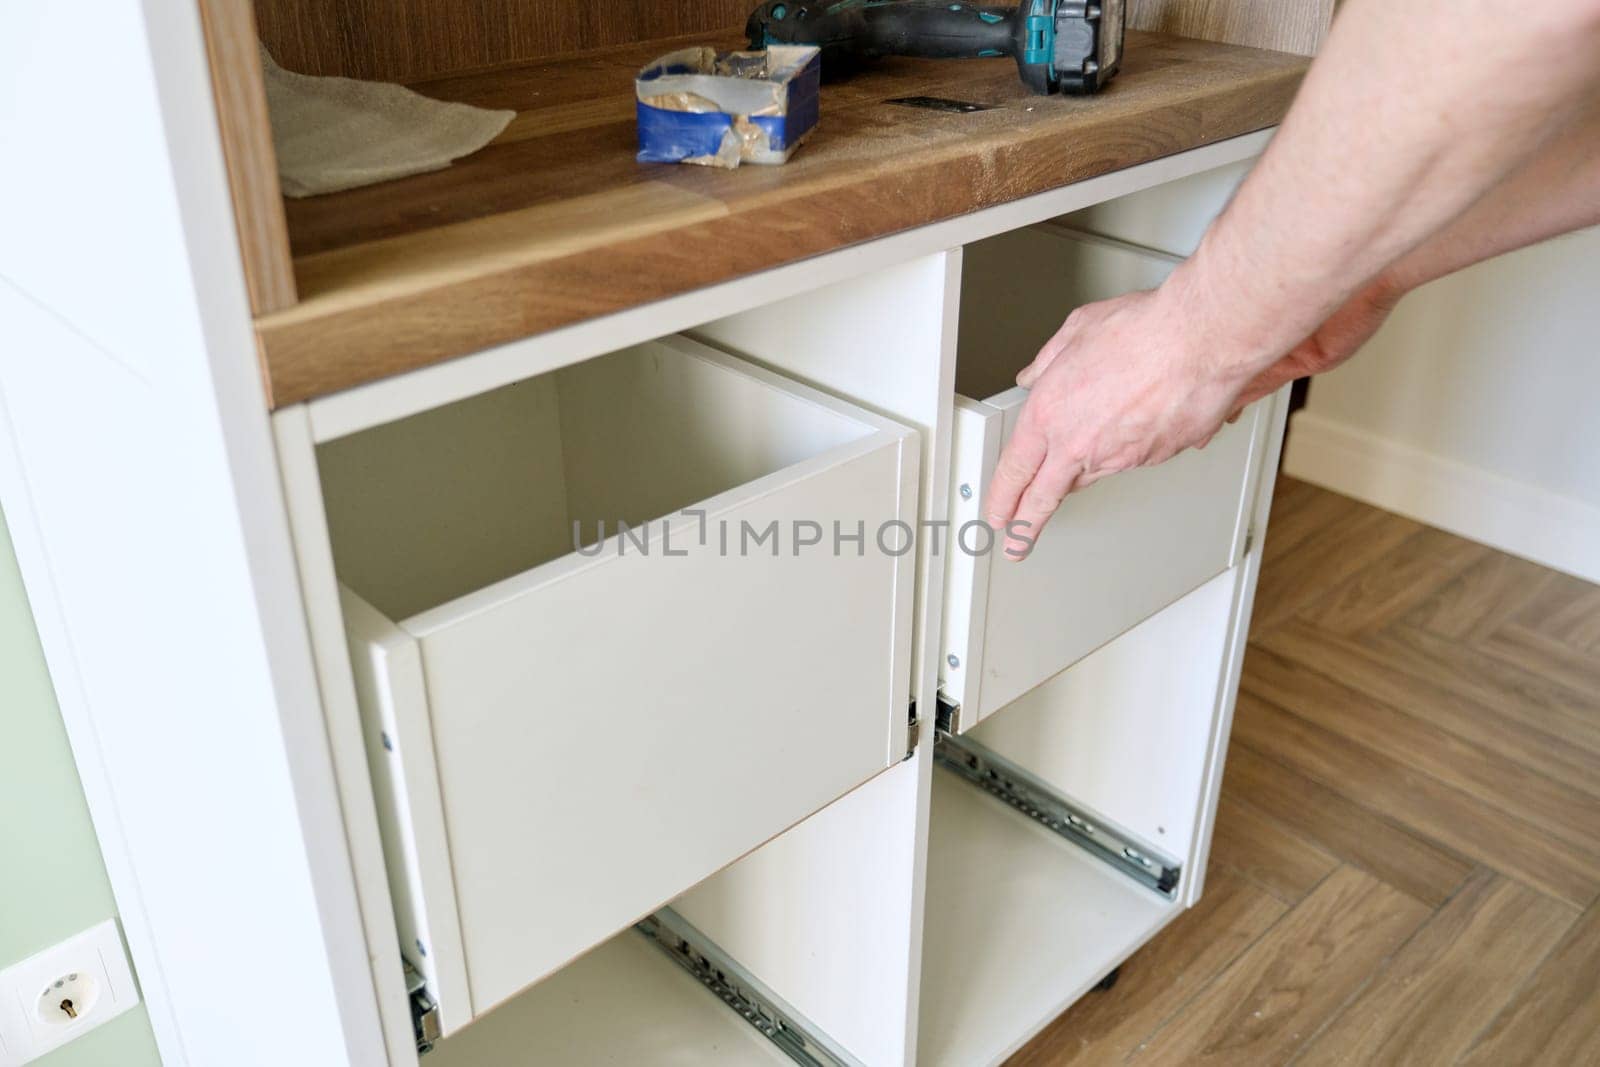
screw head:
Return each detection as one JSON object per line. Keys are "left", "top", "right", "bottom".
{"left": 416, "top": 939, "right": 428, "bottom": 957}
{"left": 947, "top": 654, "right": 961, "bottom": 669}
{"left": 959, "top": 483, "right": 973, "bottom": 500}
{"left": 381, "top": 732, "right": 394, "bottom": 752}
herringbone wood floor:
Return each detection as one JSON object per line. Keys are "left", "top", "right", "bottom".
{"left": 1009, "top": 477, "right": 1600, "bottom": 1066}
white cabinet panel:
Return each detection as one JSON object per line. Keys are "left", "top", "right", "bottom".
{"left": 969, "top": 569, "right": 1240, "bottom": 862}
{"left": 918, "top": 772, "right": 1176, "bottom": 1067}
{"left": 424, "top": 931, "right": 790, "bottom": 1067}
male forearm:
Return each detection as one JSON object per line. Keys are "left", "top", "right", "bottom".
{"left": 1380, "top": 94, "right": 1600, "bottom": 297}
{"left": 1223, "top": 94, "right": 1600, "bottom": 414}
{"left": 984, "top": 0, "right": 1600, "bottom": 545}
{"left": 1172, "top": 0, "right": 1600, "bottom": 382}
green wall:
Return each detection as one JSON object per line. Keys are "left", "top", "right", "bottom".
{"left": 0, "top": 506, "right": 163, "bottom": 1066}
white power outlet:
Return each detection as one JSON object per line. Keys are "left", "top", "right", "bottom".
{"left": 0, "top": 920, "right": 140, "bottom": 1065}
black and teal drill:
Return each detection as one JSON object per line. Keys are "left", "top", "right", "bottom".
{"left": 748, "top": 0, "right": 1124, "bottom": 95}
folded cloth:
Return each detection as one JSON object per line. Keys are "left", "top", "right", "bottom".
{"left": 259, "top": 46, "right": 515, "bottom": 198}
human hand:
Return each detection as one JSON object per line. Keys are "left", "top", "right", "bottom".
{"left": 983, "top": 274, "right": 1405, "bottom": 560}
{"left": 983, "top": 284, "right": 1248, "bottom": 559}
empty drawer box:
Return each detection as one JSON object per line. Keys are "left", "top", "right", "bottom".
{"left": 940, "top": 228, "right": 1270, "bottom": 727}
{"left": 316, "top": 335, "right": 919, "bottom": 1031}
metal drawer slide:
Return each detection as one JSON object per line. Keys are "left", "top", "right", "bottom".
{"left": 637, "top": 909, "right": 866, "bottom": 1067}
{"left": 934, "top": 703, "right": 1182, "bottom": 899}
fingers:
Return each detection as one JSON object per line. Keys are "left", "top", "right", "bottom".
{"left": 1017, "top": 327, "right": 1071, "bottom": 388}
{"left": 1016, "top": 348, "right": 1055, "bottom": 389}
{"left": 1004, "top": 456, "right": 1081, "bottom": 559}
{"left": 983, "top": 421, "right": 1047, "bottom": 531}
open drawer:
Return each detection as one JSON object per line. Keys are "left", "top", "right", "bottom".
{"left": 940, "top": 227, "right": 1269, "bottom": 727}
{"left": 316, "top": 336, "right": 919, "bottom": 1031}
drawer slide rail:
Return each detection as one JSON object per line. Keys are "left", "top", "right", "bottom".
{"left": 905, "top": 697, "right": 921, "bottom": 761}
{"left": 405, "top": 958, "right": 441, "bottom": 1055}
{"left": 636, "top": 908, "right": 866, "bottom": 1067}
{"left": 934, "top": 728, "right": 1182, "bottom": 898}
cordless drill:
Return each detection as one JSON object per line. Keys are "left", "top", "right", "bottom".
{"left": 747, "top": 0, "right": 1125, "bottom": 95}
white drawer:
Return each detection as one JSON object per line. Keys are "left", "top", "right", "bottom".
{"left": 318, "top": 336, "right": 919, "bottom": 1030}
{"left": 940, "top": 227, "right": 1267, "bottom": 727}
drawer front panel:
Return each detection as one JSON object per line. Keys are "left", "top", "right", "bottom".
{"left": 383, "top": 435, "right": 916, "bottom": 1016}
{"left": 942, "top": 392, "right": 1263, "bottom": 724}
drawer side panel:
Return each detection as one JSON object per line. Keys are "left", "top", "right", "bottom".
{"left": 342, "top": 588, "right": 472, "bottom": 1032}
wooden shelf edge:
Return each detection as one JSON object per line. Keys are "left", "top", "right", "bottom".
{"left": 254, "top": 34, "right": 1308, "bottom": 409}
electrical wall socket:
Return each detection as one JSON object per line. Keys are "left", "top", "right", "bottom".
{"left": 0, "top": 919, "right": 140, "bottom": 1065}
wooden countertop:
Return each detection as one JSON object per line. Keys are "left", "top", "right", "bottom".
{"left": 255, "top": 30, "right": 1308, "bottom": 408}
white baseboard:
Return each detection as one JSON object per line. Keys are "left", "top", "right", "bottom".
{"left": 1283, "top": 410, "right": 1600, "bottom": 585}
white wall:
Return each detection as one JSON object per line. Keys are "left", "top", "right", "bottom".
{"left": 1284, "top": 226, "right": 1600, "bottom": 583}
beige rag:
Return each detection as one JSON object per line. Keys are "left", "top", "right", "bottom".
{"left": 259, "top": 47, "right": 515, "bottom": 198}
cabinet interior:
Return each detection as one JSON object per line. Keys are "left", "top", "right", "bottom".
{"left": 423, "top": 927, "right": 790, "bottom": 1065}
{"left": 955, "top": 221, "right": 1180, "bottom": 400}
{"left": 919, "top": 569, "right": 1241, "bottom": 1065}
{"left": 316, "top": 340, "right": 871, "bottom": 620}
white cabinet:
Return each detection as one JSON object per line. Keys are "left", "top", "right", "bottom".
{"left": 940, "top": 227, "right": 1268, "bottom": 726}
{"left": 251, "top": 157, "right": 1285, "bottom": 1067}
{"left": 318, "top": 336, "right": 919, "bottom": 1027}
{"left": 908, "top": 221, "right": 1283, "bottom": 1066}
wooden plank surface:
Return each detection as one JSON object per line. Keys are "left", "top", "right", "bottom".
{"left": 1296, "top": 526, "right": 1488, "bottom": 635}
{"left": 1295, "top": 869, "right": 1575, "bottom": 1067}
{"left": 1131, "top": 0, "right": 1333, "bottom": 57}
{"left": 253, "top": 0, "right": 754, "bottom": 82}
{"left": 1205, "top": 794, "right": 1338, "bottom": 905}
{"left": 197, "top": 0, "right": 297, "bottom": 313}
{"left": 1232, "top": 693, "right": 1600, "bottom": 908}
{"left": 1240, "top": 645, "right": 1600, "bottom": 855}
{"left": 1461, "top": 899, "right": 1600, "bottom": 1066}
{"left": 252, "top": 30, "right": 1308, "bottom": 407}
{"left": 1218, "top": 745, "right": 1471, "bottom": 909}
{"left": 1013, "top": 478, "right": 1600, "bottom": 1065}
{"left": 1006, "top": 868, "right": 1286, "bottom": 1066}
{"left": 251, "top": 0, "right": 1332, "bottom": 82}
{"left": 1130, "top": 866, "right": 1430, "bottom": 1064}
{"left": 1255, "top": 619, "right": 1600, "bottom": 794}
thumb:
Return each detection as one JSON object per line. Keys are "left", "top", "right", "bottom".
{"left": 1016, "top": 340, "right": 1063, "bottom": 389}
